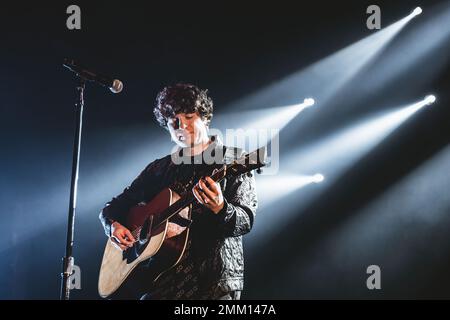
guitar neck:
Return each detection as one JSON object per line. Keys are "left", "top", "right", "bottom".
{"left": 153, "top": 164, "right": 228, "bottom": 227}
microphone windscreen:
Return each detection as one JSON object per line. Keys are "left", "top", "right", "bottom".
{"left": 110, "top": 79, "right": 123, "bottom": 93}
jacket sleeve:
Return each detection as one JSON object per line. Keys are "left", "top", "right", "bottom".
{"left": 99, "top": 158, "right": 166, "bottom": 237}
{"left": 212, "top": 169, "right": 258, "bottom": 238}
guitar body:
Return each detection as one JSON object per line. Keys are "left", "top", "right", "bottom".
{"left": 98, "top": 188, "right": 191, "bottom": 299}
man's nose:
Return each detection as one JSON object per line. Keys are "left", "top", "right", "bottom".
{"left": 179, "top": 119, "right": 189, "bottom": 129}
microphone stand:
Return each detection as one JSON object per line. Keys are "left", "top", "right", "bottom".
{"left": 60, "top": 76, "right": 86, "bottom": 300}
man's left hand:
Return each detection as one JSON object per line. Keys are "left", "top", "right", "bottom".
{"left": 192, "top": 176, "right": 224, "bottom": 214}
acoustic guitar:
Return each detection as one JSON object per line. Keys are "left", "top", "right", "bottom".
{"left": 98, "top": 146, "right": 266, "bottom": 298}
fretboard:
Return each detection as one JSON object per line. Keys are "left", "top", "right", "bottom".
{"left": 153, "top": 163, "right": 229, "bottom": 227}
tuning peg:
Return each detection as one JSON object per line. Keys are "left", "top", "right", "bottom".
{"left": 256, "top": 168, "right": 263, "bottom": 174}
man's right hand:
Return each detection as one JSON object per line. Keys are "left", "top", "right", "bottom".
{"left": 110, "top": 221, "right": 136, "bottom": 251}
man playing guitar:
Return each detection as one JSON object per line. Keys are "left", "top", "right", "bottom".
{"left": 99, "top": 83, "right": 258, "bottom": 300}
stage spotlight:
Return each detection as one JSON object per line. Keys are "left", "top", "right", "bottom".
{"left": 312, "top": 174, "right": 325, "bottom": 183}
{"left": 223, "top": 10, "right": 418, "bottom": 114}
{"left": 214, "top": 96, "right": 317, "bottom": 137}
{"left": 246, "top": 172, "right": 327, "bottom": 246}
{"left": 303, "top": 98, "right": 315, "bottom": 108}
{"left": 424, "top": 94, "right": 436, "bottom": 105}
{"left": 412, "top": 7, "right": 423, "bottom": 16}
{"left": 210, "top": 97, "right": 317, "bottom": 156}
{"left": 243, "top": 98, "right": 316, "bottom": 131}
{"left": 285, "top": 95, "right": 436, "bottom": 182}
{"left": 256, "top": 174, "right": 325, "bottom": 209}
{"left": 363, "top": 5, "right": 450, "bottom": 96}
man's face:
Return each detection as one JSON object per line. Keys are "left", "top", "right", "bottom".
{"left": 167, "top": 112, "right": 209, "bottom": 148}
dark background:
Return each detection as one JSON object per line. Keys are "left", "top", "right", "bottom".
{"left": 0, "top": 0, "right": 449, "bottom": 299}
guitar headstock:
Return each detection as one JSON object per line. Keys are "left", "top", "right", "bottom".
{"left": 208, "top": 146, "right": 267, "bottom": 182}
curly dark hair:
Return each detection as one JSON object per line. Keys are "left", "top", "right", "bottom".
{"left": 154, "top": 83, "right": 214, "bottom": 129}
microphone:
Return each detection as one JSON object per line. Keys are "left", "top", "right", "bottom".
{"left": 63, "top": 58, "right": 123, "bottom": 93}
